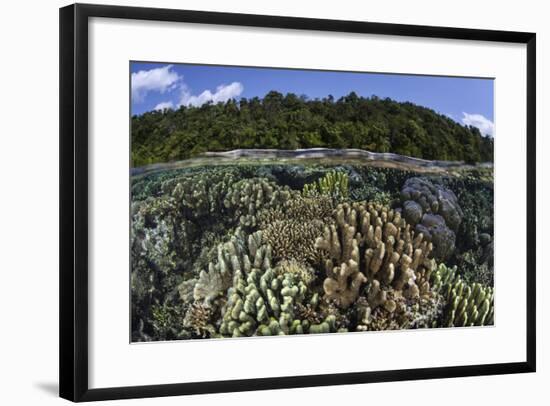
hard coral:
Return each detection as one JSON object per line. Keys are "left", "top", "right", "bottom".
{"left": 316, "top": 202, "right": 436, "bottom": 311}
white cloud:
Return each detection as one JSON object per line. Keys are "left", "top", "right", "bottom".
{"left": 132, "top": 65, "right": 181, "bottom": 103}
{"left": 461, "top": 112, "right": 494, "bottom": 137}
{"left": 153, "top": 101, "right": 174, "bottom": 111}
{"left": 180, "top": 82, "right": 244, "bottom": 107}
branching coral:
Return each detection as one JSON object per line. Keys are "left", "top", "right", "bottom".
{"left": 303, "top": 170, "right": 349, "bottom": 200}
{"left": 219, "top": 267, "right": 310, "bottom": 337}
{"left": 182, "top": 229, "right": 272, "bottom": 306}
{"left": 260, "top": 195, "right": 334, "bottom": 264}
{"left": 262, "top": 219, "right": 326, "bottom": 264}
{"left": 432, "top": 263, "right": 494, "bottom": 327}
{"left": 275, "top": 260, "right": 317, "bottom": 287}
{"left": 183, "top": 302, "right": 216, "bottom": 338}
{"left": 164, "top": 170, "right": 238, "bottom": 219}
{"left": 224, "top": 178, "right": 296, "bottom": 227}
{"left": 215, "top": 227, "right": 341, "bottom": 337}
{"left": 356, "top": 288, "right": 443, "bottom": 331}
{"left": 316, "top": 202, "right": 437, "bottom": 313}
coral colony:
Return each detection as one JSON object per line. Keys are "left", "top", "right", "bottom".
{"left": 131, "top": 163, "right": 494, "bottom": 341}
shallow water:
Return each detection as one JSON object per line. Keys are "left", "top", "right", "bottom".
{"left": 131, "top": 148, "right": 493, "bottom": 177}
{"left": 130, "top": 149, "right": 494, "bottom": 342}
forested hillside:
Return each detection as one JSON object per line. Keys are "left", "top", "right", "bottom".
{"left": 131, "top": 91, "right": 493, "bottom": 167}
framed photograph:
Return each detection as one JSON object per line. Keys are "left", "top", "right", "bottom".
{"left": 59, "top": 3, "right": 536, "bottom": 402}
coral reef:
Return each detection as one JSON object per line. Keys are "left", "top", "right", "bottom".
{"left": 130, "top": 161, "right": 494, "bottom": 341}
{"left": 274, "top": 260, "right": 317, "bottom": 287}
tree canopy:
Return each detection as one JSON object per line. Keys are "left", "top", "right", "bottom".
{"left": 131, "top": 91, "right": 494, "bottom": 167}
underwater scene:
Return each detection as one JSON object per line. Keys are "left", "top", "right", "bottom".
{"left": 130, "top": 63, "right": 494, "bottom": 342}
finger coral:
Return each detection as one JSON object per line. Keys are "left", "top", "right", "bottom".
{"left": 303, "top": 170, "right": 349, "bottom": 200}
{"left": 316, "top": 202, "right": 436, "bottom": 311}
{"left": 219, "top": 267, "right": 311, "bottom": 337}
{"left": 188, "top": 229, "right": 272, "bottom": 306}
{"left": 431, "top": 263, "right": 494, "bottom": 327}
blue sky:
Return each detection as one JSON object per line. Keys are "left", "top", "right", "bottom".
{"left": 131, "top": 62, "right": 495, "bottom": 137}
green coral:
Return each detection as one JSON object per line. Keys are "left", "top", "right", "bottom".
{"left": 220, "top": 267, "right": 310, "bottom": 337}
{"left": 303, "top": 170, "right": 349, "bottom": 200}
{"left": 184, "top": 229, "right": 272, "bottom": 306}
{"left": 432, "top": 264, "right": 494, "bottom": 327}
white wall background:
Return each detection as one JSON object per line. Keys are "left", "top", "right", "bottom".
{"left": 0, "top": 0, "right": 546, "bottom": 404}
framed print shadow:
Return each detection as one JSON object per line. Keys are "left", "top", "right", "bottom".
{"left": 59, "top": 3, "right": 536, "bottom": 402}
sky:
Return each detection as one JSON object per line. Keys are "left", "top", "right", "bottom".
{"left": 130, "top": 62, "right": 495, "bottom": 137}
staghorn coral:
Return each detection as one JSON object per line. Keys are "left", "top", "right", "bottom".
{"left": 260, "top": 195, "right": 334, "bottom": 264}
{"left": 316, "top": 202, "right": 436, "bottom": 311}
{"left": 262, "top": 219, "right": 326, "bottom": 264}
{"left": 183, "top": 302, "right": 216, "bottom": 338}
{"left": 303, "top": 170, "right": 349, "bottom": 200}
{"left": 259, "top": 194, "right": 334, "bottom": 225}
{"left": 431, "top": 264, "right": 494, "bottom": 327}
{"left": 356, "top": 287, "right": 443, "bottom": 331}
{"left": 275, "top": 260, "right": 317, "bottom": 286}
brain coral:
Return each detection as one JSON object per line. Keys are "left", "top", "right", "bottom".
{"left": 399, "top": 177, "right": 463, "bottom": 260}
{"left": 400, "top": 177, "right": 463, "bottom": 232}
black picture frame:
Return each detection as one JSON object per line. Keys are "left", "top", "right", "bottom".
{"left": 59, "top": 3, "right": 536, "bottom": 402}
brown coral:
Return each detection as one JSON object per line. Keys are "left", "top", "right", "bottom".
{"left": 183, "top": 302, "right": 216, "bottom": 338}
{"left": 260, "top": 195, "right": 334, "bottom": 264}
{"left": 316, "top": 202, "right": 436, "bottom": 310}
